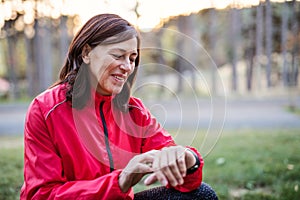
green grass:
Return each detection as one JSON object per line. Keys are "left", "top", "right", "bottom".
{"left": 1, "top": 129, "right": 300, "bottom": 199}
{"left": 200, "top": 129, "right": 300, "bottom": 200}
{"left": 0, "top": 136, "right": 23, "bottom": 200}
{"left": 285, "top": 105, "right": 300, "bottom": 116}
{"left": 135, "top": 129, "right": 300, "bottom": 199}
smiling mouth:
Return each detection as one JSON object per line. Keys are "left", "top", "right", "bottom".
{"left": 112, "top": 75, "right": 126, "bottom": 82}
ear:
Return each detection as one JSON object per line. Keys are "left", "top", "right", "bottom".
{"left": 82, "top": 44, "right": 92, "bottom": 64}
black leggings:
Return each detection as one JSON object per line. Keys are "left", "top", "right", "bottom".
{"left": 134, "top": 182, "right": 218, "bottom": 200}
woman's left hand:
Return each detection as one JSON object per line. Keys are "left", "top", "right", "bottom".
{"left": 144, "top": 146, "right": 196, "bottom": 187}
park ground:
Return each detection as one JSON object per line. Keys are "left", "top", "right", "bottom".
{"left": 1, "top": 129, "right": 299, "bottom": 199}
{"left": 0, "top": 94, "right": 300, "bottom": 199}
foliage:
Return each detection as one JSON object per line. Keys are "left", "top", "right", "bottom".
{"left": 0, "top": 1, "right": 299, "bottom": 100}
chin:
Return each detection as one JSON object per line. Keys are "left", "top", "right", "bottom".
{"left": 111, "top": 88, "right": 123, "bottom": 95}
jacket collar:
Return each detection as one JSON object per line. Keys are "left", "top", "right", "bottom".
{"left": 90, "top": 87, "right": 114, "bottom": 107}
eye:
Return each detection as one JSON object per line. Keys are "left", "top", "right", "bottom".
{"left": 112, "top": 54, "right": 123, "bottom": 60}
{"left": 129, "top": 57, "right": 136, "bottom": 63}
{"left": 130, "top": 54, "right": 138, "bottom": 63}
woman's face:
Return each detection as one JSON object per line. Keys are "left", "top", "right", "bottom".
{"left": 84, "top": 38, "right": 138, "bottom": 96}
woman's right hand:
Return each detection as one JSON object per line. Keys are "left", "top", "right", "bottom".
{"left": 118, "top": 150, "right": 158, "bottom": 193}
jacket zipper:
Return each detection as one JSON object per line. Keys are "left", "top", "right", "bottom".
{"left": 100, "top": 101, "right": 114, "bottom": 172}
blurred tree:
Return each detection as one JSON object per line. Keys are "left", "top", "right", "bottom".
{"left": 244, "top": 8, "right": 255, "bottom": 91}
{"left": 229, "top": 7, "right": 241, "bottom": 92}
{"left": 209, "top": 8, "right": 217, "bottom": 95}
{"left": 25, "top": 31, "right": 35, "bottom": 97}
{"left": 1, "top": 0, "right": 77, "bottom": 98}
{"left": 175, "top": 16, "right": 185, "bottom": 93}
{"left": 1, "top": 0, "right": 299, "bottom": 100}
{"left": 5, "top": 18, "right": 20, "bottom": 99}
{"left": 255, "top": 2, "right": 263, "bottom": 90}
{"left": 185, "top": 14, "right": 198, "bottom": 93}
{"left": 34, "top": 18, "right": 53, "bottom": 93}
{"left": 290, "top": 0, "right": 299, "bottom": 87}
{"left": 59, "top": 16, "right": 69, "bottom": 65}
{"left": 265, "top": 0, "right": 273, "bottom": 87}
{"left": 243, "top": 8, "right": 255, "bottom": 91}
{"left": 154, "top": 28, "right": 167, "bottom": 95}
{"left": 281, "top": 1, "right": 289, "bottom": 87}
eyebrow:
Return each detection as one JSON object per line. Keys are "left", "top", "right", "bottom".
{"left": 109, "top": 48, "right": 138, "bottom": 55}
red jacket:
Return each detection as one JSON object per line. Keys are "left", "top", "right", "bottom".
{"left": 21, "top": 84, "right": 203, "bottom": 199}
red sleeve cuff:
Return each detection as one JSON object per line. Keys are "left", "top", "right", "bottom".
{"left": 113, "top": 169, "right": 134, "bottom": 199}
{"left": 167, "top": 147, "right": 203, "bottom": 192}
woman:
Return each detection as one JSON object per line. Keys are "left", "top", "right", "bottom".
{"left": 21, "top": 14, "right": 218, "bottom": 199}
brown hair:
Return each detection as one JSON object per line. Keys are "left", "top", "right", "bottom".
{"left": 54, "top": 14, "right": 140, "bottom": 111}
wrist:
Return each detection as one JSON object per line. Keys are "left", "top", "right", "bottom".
{"left": 118, "top": 171, "right": 130, "bottom": 193}
{"left": 185, "top": 149, "right": 196, "bottom": 168}
{"left": 186, "top": 149, "right": 200, "bottom": 174}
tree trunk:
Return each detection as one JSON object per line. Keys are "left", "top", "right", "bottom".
{"left": 281, "top": 1, "right": 289, "bottom": 87}
{"left": 186, "top": 14, "right": 198, "bottom": 93}
{"left": 25, "top": 35, "right": 35, "bottom": 97}
{"left": 209, "top": 8, "right": 217, "bottom": 95}
{"left": 59, "top": 16, "right": 69, "bottom": 65}
{"left": 245, "top": 10, "right": 255, "bottom": 91}
{"left": 291, "top": 0, "right": 299, "bottom": 87}
{"left": 287, "top": 0, "right": 299, "bottom": 111}
{"left": 33, "top": 20, "right": 43, "bottom": 95}
{"left": 265, "top": 0, "right": 273, "bottom": 87}
{"left": 255, "top": 2, "right": 263, "bottom": 90}
{"left": 175, "top": 16, "right": 185, "bottom": 94}
{"left": 34, "top": 18, "right": 53, "bottom": 92}
{"left": 5, "top": 21, "right": 20, "bottom": 99}
{"left": 246, "top": 27, "right": 255, "bottom": 91}
{"left": 230, "top": 8, "right": 240, "bottom": 92}
{"left": 156, "top": 29, "right": 166, "bottom": 95}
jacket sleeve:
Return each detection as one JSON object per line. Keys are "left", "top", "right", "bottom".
{"left": 21, "top": 99, "right": 133, "bottom": 200}
{"left": 138, "top": 103, "right": 203, "bottom": 193}
{"left": 167, "top": 147, "right": 204, "bottom": 192}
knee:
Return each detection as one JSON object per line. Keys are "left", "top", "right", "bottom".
{"left": 196, "top": 182, "right": 218, "bottom": 200}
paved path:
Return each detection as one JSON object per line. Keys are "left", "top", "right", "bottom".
{"left": 0, "top": 96, "right": 299, "bottom": 136}
{"left": 145, "top": 95, "right": 300, "bottom": 131}
{"left": 0, "top": 103, "right": 28, "bottom": 135}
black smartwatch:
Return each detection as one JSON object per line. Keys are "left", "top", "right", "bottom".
{"left": 186, "top": 149, "right": 200, "bottom": 174}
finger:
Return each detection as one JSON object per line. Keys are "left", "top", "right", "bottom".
{"left": 177, "top": 148, "right": 187, "bottom": 177}
{"left": 136, "top": 150, "right": 160, "bottom": 170}
{"left": 139, "top": 154, "right": 155, "bottom": 167}
{"left": 122, "top": 152, "right": 155, "bottom": 174}
{"left": 144, "top": 173, "right": 158, "bottom": 185}
{"left": 160, "top": 148, "right": 179, "bottom": 187}
{"left": 137, "top": 163, "right": 153, "bottom": 174}
{"left": 141, "top": 150, "right": 161, "bottom": 166}
{"left": 166, "top": 148, "right": 183, "bottom": 186}
{"left": 152, "top": 151, "right": 168, "bottom": 186}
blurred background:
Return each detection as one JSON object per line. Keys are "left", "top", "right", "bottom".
{"left": 0, "top": 0, "right": 299, "bottom": 97}
{"left": 0, "top": 0, "right": 300, "bottom": 199}
{"left": 0, "top": 0, "right": 299, "bottom": 98}
{"left": 0, "top": 0, "right": 299, "bottom": 134}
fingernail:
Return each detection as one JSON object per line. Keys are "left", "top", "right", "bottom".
{"left": 144, "top": 179, "right": 148, "bottom": 185}
{"left": 162, "top": 180, "right": 168, "bottom": 186}
{"left": 144, "top": 177, "right": 150, "bottom": 185}
{"left": 179, "top": 179, "right": 184, "bottom": 185}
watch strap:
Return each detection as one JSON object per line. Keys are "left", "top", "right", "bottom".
{"left": 186, "top": 149, "right": 200, "bottom": 174}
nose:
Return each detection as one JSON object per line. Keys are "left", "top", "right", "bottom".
{"left": 120, "top": 58, "right": 132, "bottom": 72}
